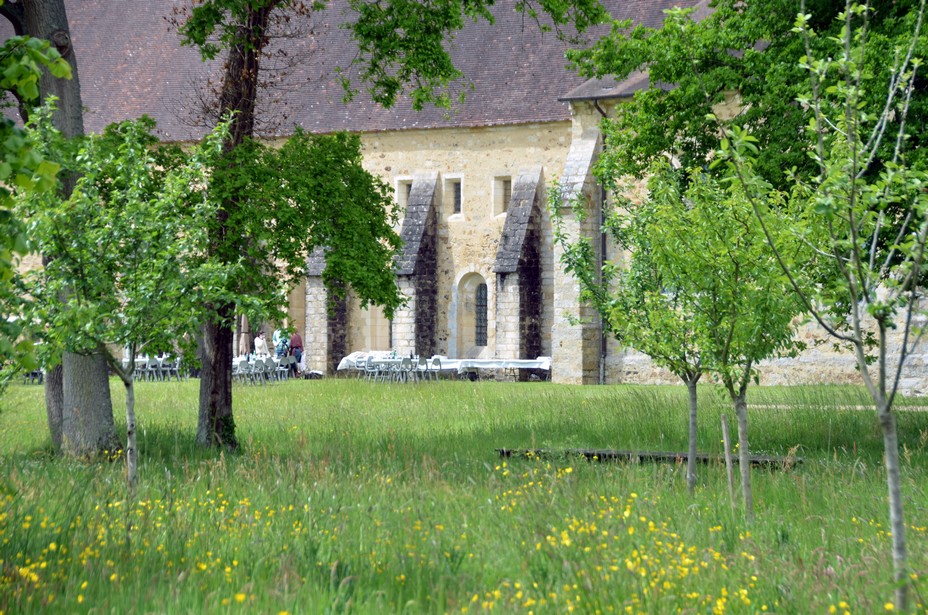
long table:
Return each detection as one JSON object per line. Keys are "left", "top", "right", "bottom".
{"left": 441, "top": 357, "right": 551, "bottom": 372}
{"left": 336, "top": 352, "right": 551, "bottom": 377}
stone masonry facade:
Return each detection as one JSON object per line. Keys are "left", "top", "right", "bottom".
{"left": 301, "top": 100, "right": 928, "bottom": 394}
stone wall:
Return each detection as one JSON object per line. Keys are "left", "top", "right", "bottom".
{"left": 495, "top": 272, "right": 521, "bottom": 360}
{"left": 297, "top": 101, "right": 928, "bottom": 393}
{"left": 350, "top": 121, "right": 573, "bottom": 362}
{"left": 610, "top": 314, "right": 928, "bottom": 396}
{"left": 304, "top": 277, "right": 329, "bottom": 373}
{"left": 304, "top": 253, "right": 348, "bottom": 374}
{"left": 550, "top": 103, "right": 605, "bottom": 384}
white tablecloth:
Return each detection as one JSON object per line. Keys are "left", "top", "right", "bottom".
{"left": 336, "top": 351, "right": 394, "bottom": 371}
{"left": 337, "top": 353, "right": 551, "bottom": 373}
{"left": 441, "top": 357, "right": 551, "bottom": 373}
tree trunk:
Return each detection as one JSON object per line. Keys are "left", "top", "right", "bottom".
{"left": 125, "top": 376, "right": 137, "bottom": 496}
{"left": 19, "top": 0, "right": 115, "bottom": 456}
{"left": 22, "top": 0, "right": 84, "bottom": 138}
{"left": 44, "top": 363, "right": 63, "bottom": 451}
{"left": 197, "top": 3, "right": 276, "bottom": 448}
{"left": 197, "top": 306, "right": 238, "bottom": 449}
{"left": 878, "top": 406, "right": 909, "bottom": 611}
{"left": 60, "top": 351, "right": 118, "bottom": 456}
{"left": 733, "top": 391, "right": 754, "bottom": 522}
{"left": 684, "top": 375, "right": 699, "bottom": 495}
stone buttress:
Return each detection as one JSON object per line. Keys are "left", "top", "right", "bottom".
{"left": 494, "top": 168, "right": 545, "bottom": 379}
{"left": 393, "top": 173, "right": 440, "bottom": 358}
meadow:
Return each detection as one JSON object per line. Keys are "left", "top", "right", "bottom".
{"left": 1, "top": 378, "right": 927, "bottom": 614}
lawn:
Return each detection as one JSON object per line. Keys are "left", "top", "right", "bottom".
{"left": 1, "top": 379, "right": 927, "bottom": 613}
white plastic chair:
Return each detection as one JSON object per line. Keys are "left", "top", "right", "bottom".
{"left": 394, "top": 357, "right": 413, "bottom": 383}
{"left": 365, "top": 356, "right": 380, "bottom": 381}
{"left": 262, "top": 358, "right": 277, "bottom": 384}
{"left": 239, "top": 361, "right": 254, "bottom": 385}
{"left": 415, "top": 356, "right": 429, "bottom": 382}
{"left": 146, "top": 357, "right": 161, "bottom": 381}
{"left": 275, "top": 357, "right": 291, "bottom": 381}
{"left": 165, "top": 357, "right": 181, "bottom": 381}
{"left": 428, "top": 356, "right": 442, "bottom": 381}
{"left": 248, "top": 360, "right": 265, "bottom": 385}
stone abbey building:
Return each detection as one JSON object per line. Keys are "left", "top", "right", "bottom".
{"left": 5, "top": 0, "right": 927, "bottom": 390}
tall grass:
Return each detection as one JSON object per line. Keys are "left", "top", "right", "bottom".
{"left": 1, "top": 379, "right": 926, "bottom": 613}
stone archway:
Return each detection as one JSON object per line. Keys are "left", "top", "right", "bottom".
{"left": 451, "top": 271, "right": 490, "bottom": 359}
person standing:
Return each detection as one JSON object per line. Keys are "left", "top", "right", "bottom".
{"left": 289, "top": 331, "right": 303, "bottom": 376}
{"left": 273, "top": 328, "right": 288, "bottom": 358}
{"left": 254, "top": 332, "right": 270, "bottom": 357}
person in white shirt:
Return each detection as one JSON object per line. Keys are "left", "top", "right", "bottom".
{"left": 254, "top": 332, "right": 270, "bottom": 357}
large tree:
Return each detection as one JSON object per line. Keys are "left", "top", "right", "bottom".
{"left": 0, "top": 1, "right": 70, "bottom": 385}
{"left": 567, "top": 0, "right": 928, "bottom": 189}
{"left": 1, "top": 0, "right": 116, "bottom": 456}
{"left": 175, "top": 0, "right": 609, "bottom": 448}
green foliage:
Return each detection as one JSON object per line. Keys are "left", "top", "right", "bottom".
{"left": 15, "top": 113, "right": 231, "bottom": 378}
{"left": 0, "top": 25, "right": 73, "bottom": 376}
{"left": 719, "top": 2, "right": 928, "bottom": 403}
{"left": 347, "top": 0, "right": 607, "bottom": 109}
{"left": 570, "top": 0, "right": 928, "bottom": 190}
{"left": 648, "top": 166, "right": 805, "bottom": 392}
{"left": 198, "top": 129, "right": 404, "bottom": 327}
{"left": 280, "top": 131, "right": 403, "bottom": 313}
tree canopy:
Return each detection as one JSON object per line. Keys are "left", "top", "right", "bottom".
{"left": 0, "top": 19, "right": 71, "bottom": 376}
{"left": 568, "top": 0, "right": 928, "bottom": 189}
{"left": 17, "top": 114, "right": 227, "bottom": 367}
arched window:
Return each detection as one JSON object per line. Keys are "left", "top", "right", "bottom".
{"left": 454, "top": 272, "right": 489, "bottom": 357}
{"left": 475, "top": 283, "right": 488, "bottom": 346}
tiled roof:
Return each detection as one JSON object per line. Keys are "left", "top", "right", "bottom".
{"left": 1, "top": 0, "right": 698, "bottom": 142}
{"left": 560, "top": 70, "right": 652, "bottom": 102}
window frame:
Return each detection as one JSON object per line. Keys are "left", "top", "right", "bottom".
{"left": 494, "top": 175, "right": 513, "bottom": 216}
{"left": 444, "top": 174, "right": 464, "bottom": 218}
{"left": 395, "top": 176, "right": 414, "bottom": 211}
{"left": 475, "top": 282, "right": 488, "bottom": 346}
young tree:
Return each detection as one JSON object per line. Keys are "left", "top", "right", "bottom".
{"left": 19, "top": 113, "right": 228, "bottom": 483}
{"left": 721, "top": 2, "right": 927, "bottom": 607}
{"left": 551, "top": 185, "right": 706, "bottom": 494}
{"left": 554, "top": 163, "right": 805, "bottom": 513}
{"left": 648, "top": 166, "right": 804, "bottom": 521}
{"left": 174, "top": 0, "right": 609, "bottom": 448}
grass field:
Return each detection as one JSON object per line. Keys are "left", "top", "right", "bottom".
{"left": 1, "top": 379, "right": 927, "bottom": 613}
